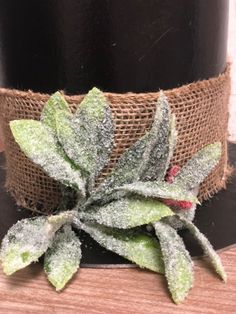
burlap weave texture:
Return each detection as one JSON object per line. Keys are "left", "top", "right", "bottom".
{"left": 0, "top": 65, "right": 231, "bottom": 213}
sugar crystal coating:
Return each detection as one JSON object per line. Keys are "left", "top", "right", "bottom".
{"left": 3, "top": 89, "right": 225, "bottom": 300}
{"left": 10, "top": 120, "right": 85, "bottom": 196}
{"left": 81, "top": 197, "right": 173, "bottom": 228}
{"left": 118, "top": 181, "right": 199, "bottom": 203}
{"left": 81, "top": 222, "right": 164, "bottom": 274}
{"left": 44, "top": 225, "right": 81, "bottom": 291}
{"left": 179, "top": 217, "right": 227, "bottom": 282}
{"left": 1, "top": 217, "right": 54, "bottom": 275}
{"left": 175, "top": 143, "right": 222, "bottom": 189}
{"left": 154, "top": 221, "right": 193, "bottom": 304}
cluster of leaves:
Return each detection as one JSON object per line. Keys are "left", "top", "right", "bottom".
{"left": 0, "top": 88, "right": 226, "bottom": 303}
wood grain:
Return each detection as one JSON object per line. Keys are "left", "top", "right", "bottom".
{"left": 0, "top": 248, "right": 235, "bottom": 314}
{"left": 0, "top": 1, "right": 235, "bottom": 312}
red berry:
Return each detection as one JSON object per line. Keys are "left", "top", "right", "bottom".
{"left": 163, "top": 199, "right": 193, "bottom": 210}
{"left": 165, "top": 165, "right": 181, "bottom": 183}
{"left": 164, "top": 165, "right": 193, "bottom": 210}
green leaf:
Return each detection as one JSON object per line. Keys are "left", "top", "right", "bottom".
{"left": 41, "top": 92, "right": 70, "bottom": 132}
{"left": 140, "top": 91, "right": 177, "bottom": 181}
{"left": 89, "top": 92, "right": 175, "bottom": 204}
{"left": 74, "top": 88, "right": 114, "bottom": 181}
{"left": 54, "top": 110, "right": 86, "bottom": 169}
{"left": 1, "top": 218, "right": 51, "bottom": 275}
{"left": 90, "top": 134, "right": 150, "bottom": 204}
{"left": 154, "top": 221, "right": 193, "bottom": 304}
{"left": 0, "top": 211, "right": 76, "bottom": 275}
{"left": 178, "top": 216, "right": 227, "bottom": 282}
{"left": 54, "top": 88, "right": 114, "bottom": 189}
{"left": 44, "top": 225, "right": 81, "bottom": 291}
{"left": 164, "top": 204, "right": 197, "bottom": 230}
{"left": 81, "top": 197, "right": 173, "bottom": 228}
{"left": 80, "top": 222, "right": 164, "bottom": 274}
{"left": 10, "top": 120, "right": 85, "bottom": 196}
{"left": 174, "top": 143, "right": 222, "bottom": 189}
{"left": 166, "top": 114, "right": 178, "bottom": 173}
{"left": 118, "top": 181, "right": 199, "bottom": 203}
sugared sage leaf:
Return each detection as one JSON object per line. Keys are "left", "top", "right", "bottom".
{"left": 80, "top": 221, "right": 164, "bottom": 273}
{"left": 41, "top": 91, "right": 70, "bottom": 132}
{"left": 164, "top": 204, "right": 197, "bottom": 230}
{"left": 0, "top": 211, "right": 75, "bottom": 275}
{"left": 140, "top": 92, "right": 177, "bottom": 181}
{"left": 174, "top": 143, "right": 222, "bottom": 189}
{"left": 118, "top": 181, "right": 199, "bottom": 203}
{"left": 70, "top": 87, "right": 114, "bottom": 187}
{"left": 179, "top": 216, "right": 227, "bottom": 282}
{"left": 90, "top": 92, "right": 174, "bottom": 204}
{"left": 1, "top": 218, "right": 51, "bottom": 275}
{"left": 44, "top": 225, "right": 81, "bottom": 291}
{"left": 10, "top": 120, "right": 85, "bottom": 196}
{"left": 81, "top": 197, "right": 173, "bottom": 228}
{"left": 154, "top": 221, "right": 193, "bottom": 304}
{"left": 54, "top": 110, "right": 86, "bottom": 170}
{"left": 91, "top": 134, "right": 150, "bottom": 204}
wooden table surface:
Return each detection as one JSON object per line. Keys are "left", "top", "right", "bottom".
{"left": 0, "top": 1, "right": 235, "bottom": 313}
{"left": 0, "top": 249, "right": 235, "bottom": 314}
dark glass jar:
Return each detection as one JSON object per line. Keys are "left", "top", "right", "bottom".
{"left": 0, "top": 0, "right": 229, "bottom": 93}
{"left": 0, "top": 0, "right": 230, "bottom": 257}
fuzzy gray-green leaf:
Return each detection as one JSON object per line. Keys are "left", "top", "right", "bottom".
{"left": 10, "top": 120, "right": 85, "bottom": 195}
{"left": 91, "top": 134, "right": 150, "bottom": 204}
{"left": 165, "top": 115, "right": 178, "bottom": 173}
{"left": 164, "top": 203, "right": 197, "bottom": 230}
{"left": 118, "top": 181, "right": 199, "bottom": 203}
{"left": 80, "top": 222, "right": 164, "bottom": 273}
{"left": 55, "top": 110, "right": 86, "bottom": 170}
{"left": 0, "top": 211, "right": 76, "bottom": 275}
{"left": 179, "top": 216, "right": 227, "bottom": 282}
{"left": 82, "top": 197, "right": 173, "bottom": 228}
{"left": 41, "top": 92, "right": 70, "bottom": 131}
{"left": 90, "top": 92, "right": 175, "bottom": 203}
{"left": 67, "top": 88, "right": 114, "bottom": 186}
{"left": 163, "top": 186, "right": 198, "bottom": 230}
{"left": 154, "top": 221, "right": 193, "bottom": 304}
{"left": 140, "top": 92, "right": 177, "bottom": 181}
{"left": 44, "top": 225, "right": 81, "bottom": 291}
{"left": 1, "top": 217, "right": 53, "bottom": 275}
{"left": 75, "top": 87, "right": 114, "bottom": 175}
{"left": 174, "top": 143, "right": 222, "bottom": 189}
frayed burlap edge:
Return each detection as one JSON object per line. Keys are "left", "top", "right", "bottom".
{"left": 0, "top": 64, "right": 231, "bottom": 213}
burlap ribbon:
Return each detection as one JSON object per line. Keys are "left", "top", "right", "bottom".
{"left": 0, "top": 64, "right": 231, "bottom": 213}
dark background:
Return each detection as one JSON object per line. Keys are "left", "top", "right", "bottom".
{"left": 0, "top": 0, "right": 229, "bottom": 94}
